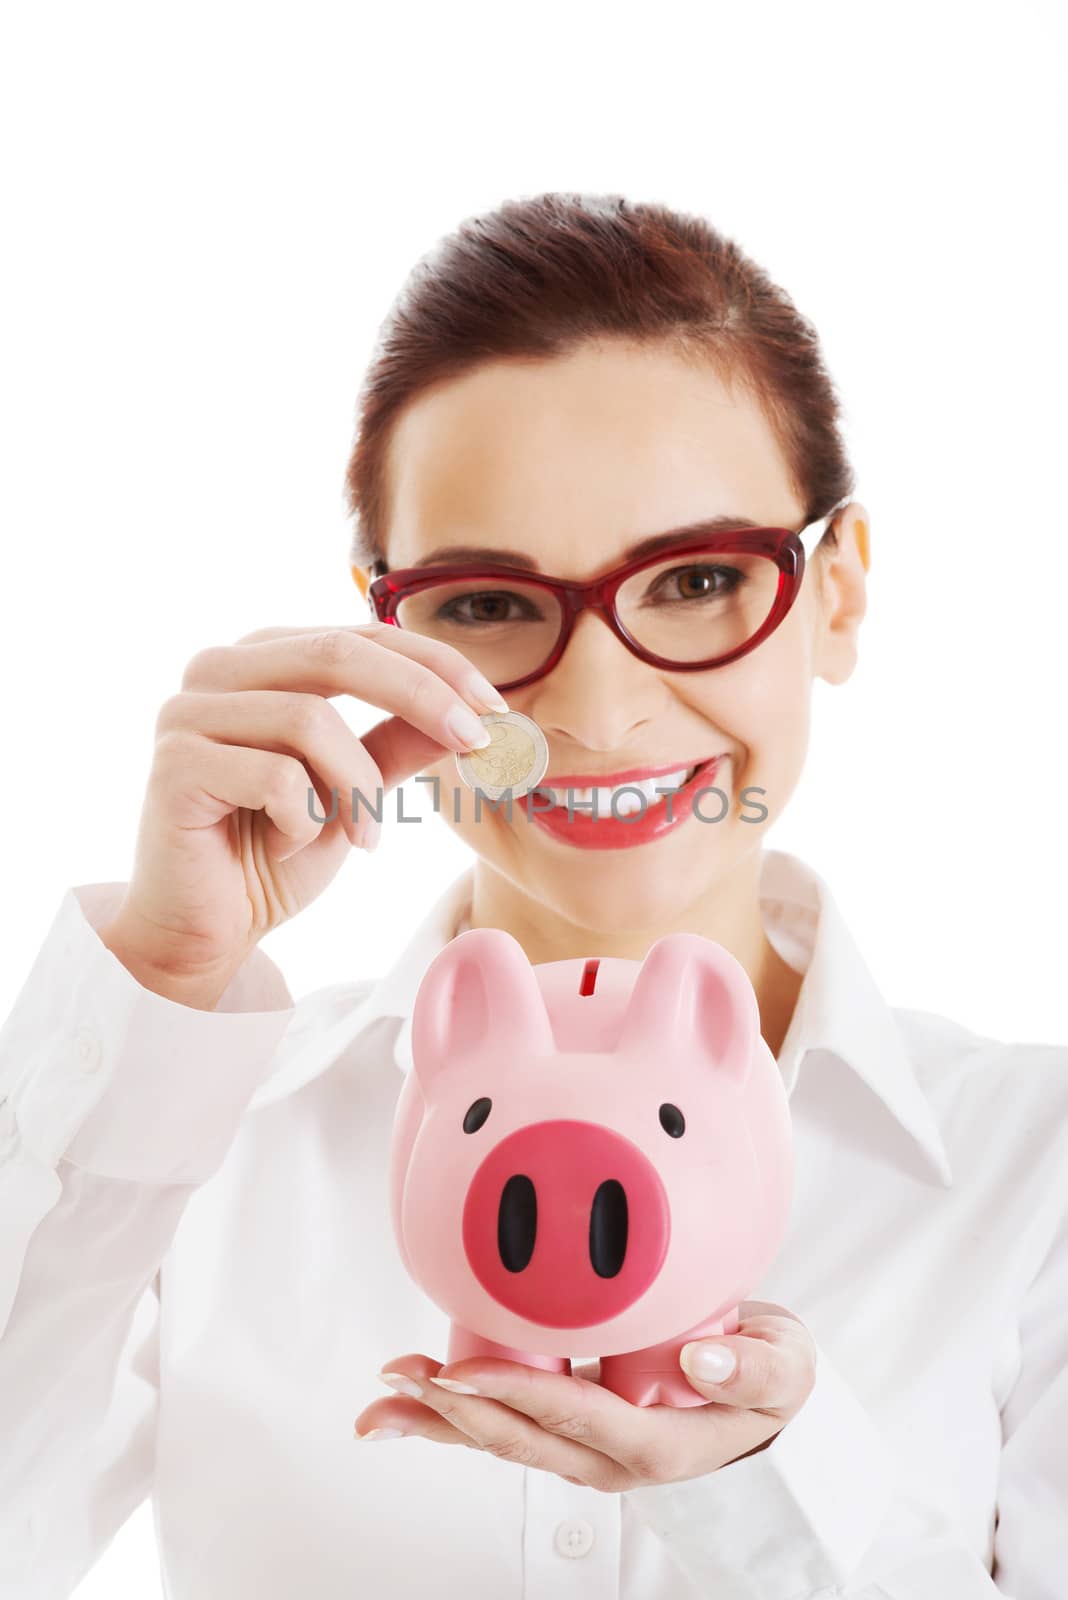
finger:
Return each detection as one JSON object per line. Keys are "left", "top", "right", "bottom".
{"left": 736, "top": 1298, "right": 807, "bottom": 1330}
{"left": 155, "top": 689, "right": 385, "bottom": 849}
{"left": 711, "top": 1304, "right": 817, "bottom": 1367}
{"left": 152, "top": 730, "right": 336, "bottom": 861}
{"left": 228, "top": 622, "right": 507, "bottom": 719}
{"left": 365, "top": 1357, "right": 635, "bottom": 1491}
{"left": 354, "top": 1393, "right": 477, "bottom": 1448}
{"left": 678, "top": 1315, "right": 817, "bottom": 1420}
{"left": 181, "top": 628, "right": 502, "bottom": 794}
{"left": 420, "top": 1397, "right": 622, "bottom": 1484}
{"left": 232, "top": 623, "right": 502, "bottom": 707}
{"left": 735, "top": 1292, "right": 808, "bottom": 1331}
{"left": 419, "top": 1357, "right": 715, "bottom": 1486}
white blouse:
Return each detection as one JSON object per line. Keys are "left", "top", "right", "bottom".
{"left": 1, "top": 848, "right": 1066, "bottom": 1599}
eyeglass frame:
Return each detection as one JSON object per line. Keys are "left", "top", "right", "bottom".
{"left": 364, "top": 495, "right": 853, "bottom": 693}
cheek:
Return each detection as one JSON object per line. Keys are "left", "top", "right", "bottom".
{"left": 684, "top": 634, "right": 814, "bottom": 788}
{"left": 738, "top": 650, "right": 814, "bottom": 816}
{"left": 747, "top": 670, "right": 811, "bottom": 747}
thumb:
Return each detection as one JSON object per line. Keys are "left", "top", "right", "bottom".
{"left": 678, "top": 1337, "right": 741, "bottom": 1393}
{"left": 678, "top": 1310, "right": 817, "bottom": 1410}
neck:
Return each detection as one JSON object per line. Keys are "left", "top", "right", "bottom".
{"left": 465, "top": 850, "right": 804, "bottom": 1062}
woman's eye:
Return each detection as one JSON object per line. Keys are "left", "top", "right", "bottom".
{"left": 439, "top": 591, "right": 543, "bottom": 625}
{"left": 646, "top": 564, "right": 744, "bottom": 603}
{"left": 463, "top": 1097, "right": 492, "bottom": 1133}
{"left": 658, "top": 1103, "right": 685, "bottom": 1138}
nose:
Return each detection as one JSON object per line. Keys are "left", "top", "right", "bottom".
{"left": 527, "top": 611, "right": 659, "bottom": 748}
{"left": 461, "top": 1120, "right": 671, "bottom": 1329}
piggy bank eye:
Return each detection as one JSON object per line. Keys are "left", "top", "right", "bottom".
{"left": 658, "top": 1102, "right": 685, "bottom": 1138}
{"left": 463, "top": 1097, "right": 492, "bottom": 1134}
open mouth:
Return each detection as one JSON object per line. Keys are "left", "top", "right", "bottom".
{"left": 537, "top": 759, "right": 716, "bottom": 815}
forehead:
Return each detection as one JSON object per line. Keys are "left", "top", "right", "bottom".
{"left": 383, "top": 340, "right": 800, "bottom": 572}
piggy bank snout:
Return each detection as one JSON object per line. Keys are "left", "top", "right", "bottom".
{"left": 461, "top": 1119, "right": 671, "bottom": 1330}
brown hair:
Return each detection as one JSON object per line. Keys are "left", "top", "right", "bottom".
{"left": 343, "top": 191, "right": 855, "bottom": 571}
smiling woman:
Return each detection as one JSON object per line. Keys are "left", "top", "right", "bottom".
{"left": 1, "top": 191, "right": 1065, "bottom": 1600}
{"left": 343, "top": 198, "right": 868, "bottom": 983}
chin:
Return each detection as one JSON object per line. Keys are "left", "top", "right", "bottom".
{"left": 539, "top": 862, "right": 709, "bottom": 939}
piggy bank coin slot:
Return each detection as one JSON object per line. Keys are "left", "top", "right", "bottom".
{"left": 579, "top": 958, "right": 600, "bottom": 996}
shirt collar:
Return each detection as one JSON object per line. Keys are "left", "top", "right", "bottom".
{"left": 250, "top": 849, "right": 952, "bottom": 1188}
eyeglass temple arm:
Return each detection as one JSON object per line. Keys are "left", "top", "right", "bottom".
{"left": 798, "top": 495, "right": 853, "bottom": 557}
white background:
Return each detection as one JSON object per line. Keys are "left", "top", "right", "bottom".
{"left": 0, "top": 1, "right": 1065, "bottom": 1592}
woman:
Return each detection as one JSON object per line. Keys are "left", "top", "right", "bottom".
{"left": 0, "top": 193, "right": 1064, "bottom": 1598}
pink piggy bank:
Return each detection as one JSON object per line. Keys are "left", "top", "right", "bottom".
{"left": 390, "top": 926, "right": 793, "bottom": 1407}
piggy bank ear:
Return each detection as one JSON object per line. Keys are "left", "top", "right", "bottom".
{"left": 619, "top": 932, "right": 759, "bottom": 1087}
{"left": 410, "top": 927, "right": 555, "bottom": 1088}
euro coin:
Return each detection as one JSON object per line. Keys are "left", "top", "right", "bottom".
{"left": 455, "top": 710, "right": 549, "bottom": 800}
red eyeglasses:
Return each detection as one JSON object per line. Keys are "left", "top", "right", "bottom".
{"left": 365, "top": 498, "right": 851, "bottom": 693}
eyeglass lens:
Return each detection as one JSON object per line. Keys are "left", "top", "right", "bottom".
{"left": 393, "top": 544, "right": 784, "bottom": 678}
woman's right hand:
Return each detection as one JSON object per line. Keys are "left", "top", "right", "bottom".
{"left": 97, "top": 623, "right": 504, "bottom": 1008}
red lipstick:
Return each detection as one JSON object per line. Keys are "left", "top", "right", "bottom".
{"left": 526, "top": 755, "right": 728, "bottom": 851}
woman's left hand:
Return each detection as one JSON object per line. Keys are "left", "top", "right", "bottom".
{"left": 353, "top": 1301, "right": 817, "bottom": 1490}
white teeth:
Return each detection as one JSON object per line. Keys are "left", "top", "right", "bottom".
{"left": 545, "top": 765, "right": 697, "bottom": 813}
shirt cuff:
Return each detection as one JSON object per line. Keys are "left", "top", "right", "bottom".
{"left": 0, "top": 883, "right": 296, "bottom": 1186}
{"left": 626, "top": 1339, "right": 899, "bottom": 1598}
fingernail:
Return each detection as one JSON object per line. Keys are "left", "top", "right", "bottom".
{"left": 466, "top": 673, "right": 509, "bottom": 714}
{"left": 429, "top": 1375, "right": 481, "bottom": 1395}
{"left": 446, "top": 705, "right": 493, "bottom": 750}
{"left": 354, "top": 1425, "right": 407, "bottom": 1441}
{"left": 680, "top": 1341, "right": 737, "bottom": 1383}
{"left": 378, "top": 1371, "right": 423, "bottom": 1398}
{"left": 359, "top": 815, "right": 381, "bottom": 852}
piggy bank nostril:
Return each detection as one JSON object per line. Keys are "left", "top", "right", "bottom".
{"left": 463, "top": 1097, "right": 492, "bottom": 1134}
{"left": 498, "top": 1173, "right": 537, "bottom": 1272}
{"left": 589, "top": 1178, "right": 629, "bottom": 1279}
{"left": 462, "top": 1123, "right": 671, "bottom": 1326}
{"left": 659, "top": 1103, "right": 686, "bottom": 1138}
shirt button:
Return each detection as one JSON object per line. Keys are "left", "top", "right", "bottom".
{"left": 75, "top": 1026, "right": 103, "bottom": 1073}
{"left": 553, "top": 1517, "right": 595, "bottom": 1559}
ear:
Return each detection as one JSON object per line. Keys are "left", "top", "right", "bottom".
{"left": 410, "top": 927, "right": 556, "bottom": 1089}
{"left": 351, "top": 564, "right": 371, "bottom": 601}
{"left": 813, "top": 501, "right": 870, "bottom": 687}
{"left": 618, "top": 932, "right": 759, "bottom": 1088}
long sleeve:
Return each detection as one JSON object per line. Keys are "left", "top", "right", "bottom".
{"left": 625, "top": 1324, "right": 1060, "bottom": 1599}
{"left": 627, "top": 1339, "right": 901, "bottom": 1598}
{"left": 0, "top": 883, "right": 296, "bottom": 1595}
{"left": 990, "top": 1198, "right": 1068, "bottom": 1597}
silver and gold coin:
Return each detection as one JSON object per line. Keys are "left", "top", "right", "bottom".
{"left": 455, "top": 710, "right": 549, "bottom": 800}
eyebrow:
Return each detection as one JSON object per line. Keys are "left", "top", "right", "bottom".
{"left": 409, "top": 513, "right": 768, "bottom": 572}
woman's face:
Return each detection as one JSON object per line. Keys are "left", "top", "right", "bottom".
{"left": 375, "top": 338, "right": 867, "bottom": 935}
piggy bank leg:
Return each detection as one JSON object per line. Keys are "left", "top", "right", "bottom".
{"left": 447, "top": 1324, "right": 572, "bottom": 1376}
{"left": 598, "top": 1305, "right": 741, "bottom": 1407}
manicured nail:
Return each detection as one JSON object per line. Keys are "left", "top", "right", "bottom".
{"left": 359, "top": 816, "right": 381, "bottom": 852}
{"left": 466, "top": 674, "right": 509, "bottom": 713}
{"left": 355, "top": 1425, "right": 406, "bottom": 1441}
{"left": 446, "top": 705, "right": 493, "bottom": 750}
{"left": 679, "top": 1341, "right": 737, "bottom": 1383}
{"left": 429, "top": 1375, "right": 481, "bottom": 1395}
{"left": 378, "top": 1371, "right": 423, "bottom": 1399}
